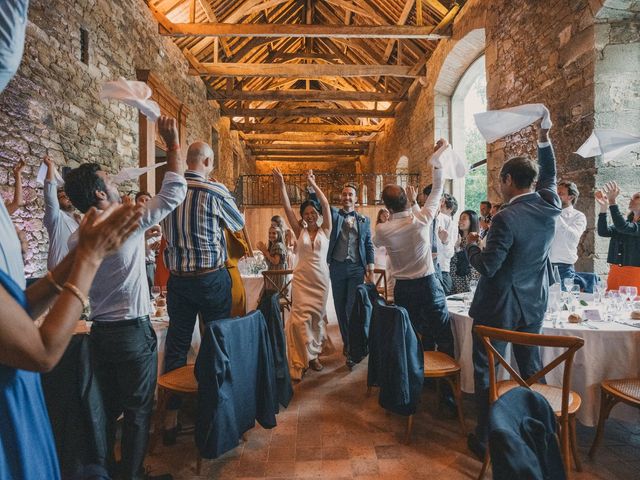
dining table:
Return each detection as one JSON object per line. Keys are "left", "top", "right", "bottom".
{"left": 446, "top": 293, "right": 640, "bottom": 427}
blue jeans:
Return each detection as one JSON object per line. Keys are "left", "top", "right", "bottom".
{"left": 329, "top": 260, "right": 365, "bottom": 349}
{"left": 0, "top": 0, "right": 29, "bottom": 93}
{"left": 164, "top": 269, "right": 231, "bottom": 409}
{"left": 553, "top": 263, "right": 575, "bottom": 291}
{"left": 393, "top": 273, "right": 454, "bottom": 357}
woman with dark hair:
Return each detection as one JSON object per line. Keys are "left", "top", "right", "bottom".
{"left": 376, "top": 207, "right": 390, "bottom": 225}
{"left": 273, "top": 168, "right": 332, "bottom": 380}
{"left": 450, "top": 209, "right": 481, "bottom": 294}
{"left": 596, "top": 181, "right": 640, "bottom": 291}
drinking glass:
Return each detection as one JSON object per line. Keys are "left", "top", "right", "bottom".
{"left": 547, "top": 292, "right": 560, "bottom": 327}
{"left": 151, "top": 286, "right": 161, "bottom": 304}
{"left": 593, "top": 281, "right": 605, "bottom": 304}
{"left": 563, "top": 277, "right": 574, "bottom": 293}
{"left": 161, "top": 286, "right": 168, "bottom": 298}
{"left": 629, "top": 287, "right": 638, "bottom": 303}
{"left": 469, "top": 279, "right": 478, "bottom": 297}
{"left": 570, "top": 284, "right": 581, "bottom": 302}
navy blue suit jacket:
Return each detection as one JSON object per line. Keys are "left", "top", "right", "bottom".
{"left": 326, "top": 206, "right": 375, "bottom": 269}
{"left": 466, "top": 145, "right": 561, "bottom": 327}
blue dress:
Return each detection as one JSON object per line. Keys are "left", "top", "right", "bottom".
{"left": 0, "top": 268, "right": 61, "bottom": 480}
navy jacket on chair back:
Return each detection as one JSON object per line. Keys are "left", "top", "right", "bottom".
{"left": 195, "top": 310, "right": 278, "bottom": 459}
{"left": 258, "top": 293, "right": 293, "bottom": 408}
{"left": 467, "top": 145, "right": 562, "bottom": 327}
{"left": 367, "top": 298, "right": 424, "bottom": 416}
{"left": 348, "top": 283, "right": 378, "bottom": 364}
{"left": 489, "top": 387, "right": 566, "bottom": 480}
{"left": 326, "top": 206, "right": 375, "bottom": 269}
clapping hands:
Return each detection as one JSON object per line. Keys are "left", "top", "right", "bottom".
{"left": 437, "top": 226, "right": 449, "bottom": 244}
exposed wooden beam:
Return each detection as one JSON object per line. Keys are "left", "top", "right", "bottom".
{"left": 242, "top": 133, "right": 370, "bottom": 141}
{"left": 222, "top": 107, "right": 394, "bottom": 118}
{"left": 425, "top": 0, "right": 449, "bottom": 17}
{"left": 233, "top": 122, "right": 381, "bottom": 133}
{"left": 191, "top": 62, "right": 419, "bottom": 78}
{"left": 248, "top": 143, "right": 367, "bottom": 151}
{"left": 254, "top": 155, "right": 360, "bottom": 162}
{"left": 196, "top": 0, "right": 232, "bottom": 57}
{"left": 250, "top": 149, "right": 366, "bottom": 156}
{"left": 208, "top": 89, "right": 403, "bottom": 102}
{"left": 272, "top": 52, "right": 340, "bottom": 61}
{"left": 159, "top": 23, "right": 449, "bottom": 39}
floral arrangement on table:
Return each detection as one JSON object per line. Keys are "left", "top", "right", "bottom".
{"left": 239, "top": 251, "right": 268, "bottom": 276}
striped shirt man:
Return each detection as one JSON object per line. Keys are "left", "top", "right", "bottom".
{"left": 162, "top": 170, "right": 244, "bottom": 272}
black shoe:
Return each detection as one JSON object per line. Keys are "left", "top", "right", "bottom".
{"left": 162, "top": 424, "right": 182, "bottom": 446}
{"left": 467, "top": 433, "right": 486, "bottom": 461}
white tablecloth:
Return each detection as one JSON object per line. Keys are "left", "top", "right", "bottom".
{"left": 447, "top": 297, "right": 640, "bottom": 427}
{"left": 242, "top": 274, "right": 264, "bottom": 312}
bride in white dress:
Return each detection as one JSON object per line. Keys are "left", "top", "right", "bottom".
{"left": 273, "top": 168, "right": 332, "bottom": 381}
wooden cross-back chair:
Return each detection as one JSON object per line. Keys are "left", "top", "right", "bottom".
{"left": 473, "top": 325, "right": 584, "bottom": 480}
{"left": 261, "top": 269, "right": 294, "bottom": 322}
{"left": 373, "top": 268, "right": 388, "bottom": 302}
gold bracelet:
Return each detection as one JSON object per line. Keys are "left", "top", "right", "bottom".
{"left": 46, "top": 271, "right": 63, "bottom": 294}
{"left": 62, "top": 282, "right": 90, "bottom": 310}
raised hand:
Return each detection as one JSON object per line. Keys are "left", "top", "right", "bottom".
{"left": 602, "top": 181, "right": 620, "bottom": 205}
{"left": 306, "top": 169, "right": 316, "bottom": 186}
{"left": 467, "top": 232, "right": 481, "bottom": 245}
{"left": 12, "top": 160, "right": 25, "bottom": 176}
{"left": 77, "top": 204, "right": 142, "bottom": 263}
{"left": 434, "top": 138, "right": 449, "bottom": 150}
{"left": 272, "top": 167, "right": 285, "bottom": 187}
{"left": 437, "top": 226, "right": 449, "bottom": 244}
{"left": 406, "top": 185, "right": 417, "bottom": 205}
{"left": 157, "top": 116, "right": 179, "bottom": 148}
{"left": 256, "top": 240, "right": 267, "bottom": 253}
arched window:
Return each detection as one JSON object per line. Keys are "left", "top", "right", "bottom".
{"left": 451, "top": 55, "right": 487, "bottom": 213}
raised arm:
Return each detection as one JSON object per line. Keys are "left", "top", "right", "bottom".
{"left": 603, "top": 182, "right": 640, "bottom": 235}
{"left": 138, "top": 116, "right": 187, "bottom": 229}
{"left": 42, "top": 156, "right": 60, "bottom": 228}
{"left": 273, "top": 167, "right": 301, "bottom": 239}
{"left": 5, "top": 160, "right": 25, "bottom": 215}
{"left": 535, "top": 127, "right": 561, "bottom": 210}
{"left": 306, "top": 170, "right": 332, "bottom": 234}
{"left": 596, "top": 190, "right": 614, "bottom": 237}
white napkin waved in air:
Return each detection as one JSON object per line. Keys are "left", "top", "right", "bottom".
{"left": 429, "top": 144, "right": 468, "bottom": 179}
{"left": 111, "top": 162, "right": 167, "bottom": 184}
{"left": 575, "top": 129, "right": 640, "bottom": 162}
{"left": 100, "top": 77, "right": 161, "bottom": 121}
{"left": 36, "top": 162, "right": 65, "bottom": 186}
{"left": 474, "top": 104, "right": 552, "bottom": 143}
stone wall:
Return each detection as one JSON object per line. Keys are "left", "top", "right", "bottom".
{"left": 0, "top": 0, "right": 251, "bottom": 276}
{"left": 593, "top": 10, "right": 640, "bottom": 273}
{"left": 372, "top": 0, "right": 639, "bottom": 274}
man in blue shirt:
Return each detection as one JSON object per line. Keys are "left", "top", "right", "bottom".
{"left": 161, "top": 141, "right": 245, "bottom": 444}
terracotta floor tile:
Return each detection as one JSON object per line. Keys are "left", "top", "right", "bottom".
{"left": 264, "top": 461, "right": 296, "bottom": 477}
{"left": 269, "top": 446, "right": 296, "bottom": 461}
{"left": 296, "top": 446, "right": 323, "bottom": 461}
{"left": 322, "top": 446, "right": 351, "bottom": 460}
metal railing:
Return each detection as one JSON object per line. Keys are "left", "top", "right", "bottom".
{"left": 234, "top": 173, "right": 421, "bottom": 207}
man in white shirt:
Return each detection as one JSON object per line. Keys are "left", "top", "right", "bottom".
{"left": 42, "top": 156, "right": 80, "bottom": 270}
{"left": 436, "top": 193, "right": 458, "bottom": 295}
{"left": 374, "top": 139, "right": 453, "bottom": 360}
{"left": 65, "top": 116, "right": 186, "bottom": 480}
{"left": 549, "top": 181, "right": 587, "bottom": 284}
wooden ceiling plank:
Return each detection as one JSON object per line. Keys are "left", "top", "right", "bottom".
{"left": 191, "top": 62, "right": 419, "bottom": 78}
{"left": 159, "top": 22, "right": 449, "bottom": 39}
{"left": 233, "top": 123, "right": 381, "bottom": 133}
{"left": 196, "top": 0, "right": 232, "bottom": 57}
{"left": 221, "top": 107, "right": 394, "bottom": 118}
{"left": 209, "top": 89, "right": 403, "bottom": 101}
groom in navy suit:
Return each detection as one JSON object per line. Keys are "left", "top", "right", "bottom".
{"left": 465, "top": 124, "right": 561, "bottom": 458}
{"left": 312, "top": 183, "right": 375, "bottom": 354}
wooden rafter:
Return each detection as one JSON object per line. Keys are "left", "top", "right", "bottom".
{"left": 221, "top": 107, "right": 394, "bottom": 118}
{"left": 209, "top": 89, "right": 403, "bottom": 102}
{"left": 159, "top": 22, "right": 449, "bottom": 39}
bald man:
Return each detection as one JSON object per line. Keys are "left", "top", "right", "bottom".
{"left": 160, "top": 140, "right": 245, "bottom": 445}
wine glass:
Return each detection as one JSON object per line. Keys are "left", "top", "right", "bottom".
{"left": 547, "top": 292, "right": 560, "bottom": 327}
{"left": 570, "top": 284, "right": 581, "bottom": 302}
{"left": 563, "top": 277, "right": 574, "bottom": 293}
{"left": 151, "top": 286, "right": 161, "bottom": 302}
{"left": 628, "top": 286, "right": 638, "bottom": 303}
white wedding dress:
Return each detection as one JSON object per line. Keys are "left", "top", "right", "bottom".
{"left": 286, "top": 227, "right": 330, "bottom": 380}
